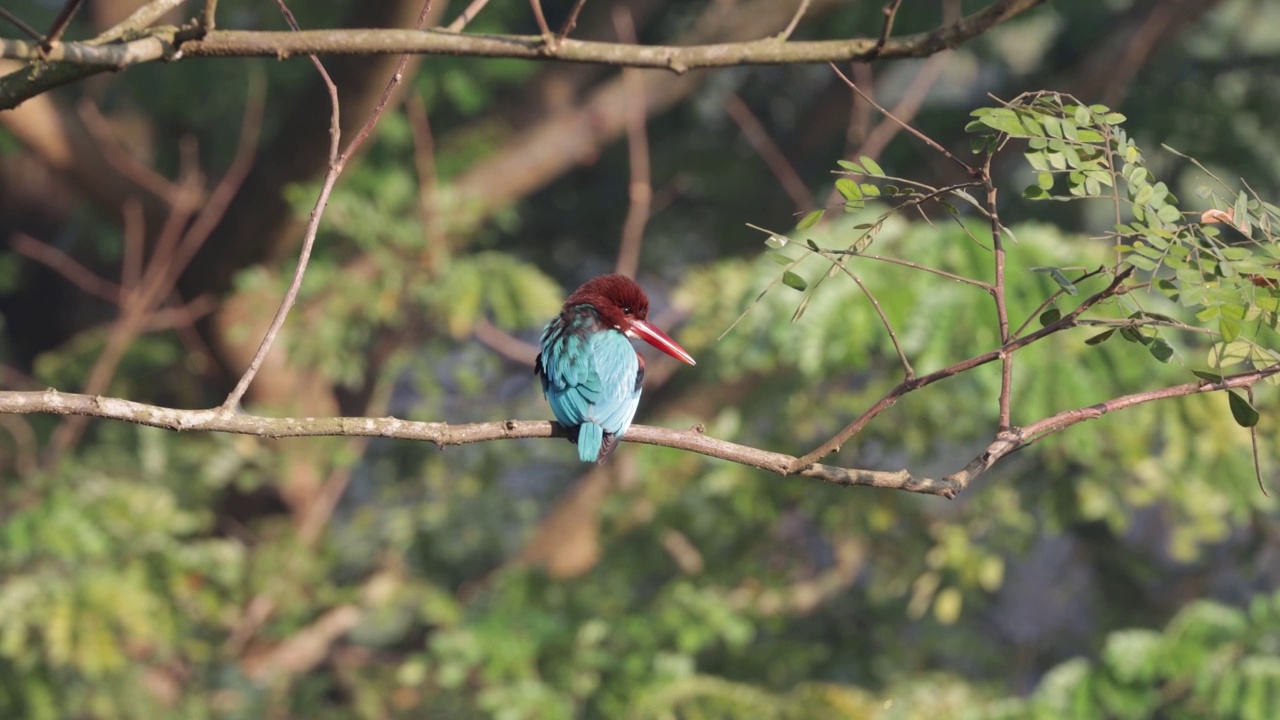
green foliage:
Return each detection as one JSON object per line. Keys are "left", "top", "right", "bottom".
{"left": 4, "top": 3, "right": 1280, "bottom": 717}
{"left": 1011, "top": 591, "right": 1280, "bottom": 720}
{"left": 0, "top": 436, "right": 245, "bottom": 719}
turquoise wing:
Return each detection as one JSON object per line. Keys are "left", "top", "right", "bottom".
{"left": 537, "top": 321, "right": 642, "bottom": 461}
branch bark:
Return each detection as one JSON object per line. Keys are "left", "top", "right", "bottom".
{"left": 7, "top": 351, "right": 1273, "bottom": 499}
{"left": 0, "top": 0, "right": 1047, "bottom": 109}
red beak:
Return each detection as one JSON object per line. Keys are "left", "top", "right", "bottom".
{"left": 629, "top": 319, "right": 696, "bottom": 365}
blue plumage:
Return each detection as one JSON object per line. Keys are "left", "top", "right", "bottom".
{"left": 536, "top": 305, "right": 644, "bottom": 463}
{"left": 536, "top": 274, "right": 693, "bottom": 464}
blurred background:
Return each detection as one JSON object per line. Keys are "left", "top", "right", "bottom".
{"left": 3, "top": 0, "right": 1280, "bottom": 717}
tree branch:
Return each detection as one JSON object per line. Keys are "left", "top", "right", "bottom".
{"left": 0, "top": 0, "right": 1047, "bottom": 109}
{"left": 0, "top": 389, "right": 954, "bottom": 495}
{"left": 941, "top": 363, "right": 1280, "bottom": 490}
{"left": 795, "top": 267, "right": 1134, "bottom": 467}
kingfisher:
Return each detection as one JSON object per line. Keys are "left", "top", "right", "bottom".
{"left": 536, "top": 274, "right": 696, "bottom": 463}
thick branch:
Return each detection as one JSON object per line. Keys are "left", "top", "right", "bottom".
{"left": 0, "top": 389, "right": 954, "bottom": 496}
{"left": 0, "top": 0, "right": 1045, "bottom": 110}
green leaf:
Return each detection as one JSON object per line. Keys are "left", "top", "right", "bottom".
{"left": 859, "top": 155, "right": 884, "bottom": 176}
{"left": 1024, "top": 185, "right": 1049, "bottom": 200}
{"left": 835, "top": 179, "right": 862, "bottom": 201}
{"left": 796, "top": 209, "right": 824, "bottom": 230}
{"left": 1039, "top": 308, "right": 1062, "bottom": 326}
{"left": 1193, "top": 369, "right": 1225, "bottom": 383}
{"left": 1038, "top": 172, "right": 1055, "bottom": 190}
{"left": 1149, "top": 338, "right": 1174, "bottom": 363}
{"left": 1228, "top": 391, "right": 1260, "bottom": 428}
{"left": 1085, "top": 330, "right": 1116, "bottom": 345}
{"left": 782, "top": 271, "right": 807, "bottom": 292}
{"left": 979, "top": 109, "right": 1028, "bottom": 136}
{"left": 1156, "top": 204, "right": 1183, "bottom": 223}
{"left": 1051, "top": 269, "right": 1078, "bottom": 295}
{"left": 1221, "top": 317, "right": 1242, "bottom": 343}
{"left": 836, "top": 159, "right": 863, "bottom": 172}
{"left": 766, "top": 251, "right": 793, "bottom": 266}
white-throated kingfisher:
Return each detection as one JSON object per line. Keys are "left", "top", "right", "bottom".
{"left": 535, "top": 274, "right": 696, "bottom": 463}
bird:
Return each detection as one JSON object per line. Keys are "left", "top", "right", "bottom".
{"left": 536, "top": 274, "right": 696, "bottom": 463}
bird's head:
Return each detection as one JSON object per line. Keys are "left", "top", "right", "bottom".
{"left": 566, "top": 274, "right": 696, "bottom": 365}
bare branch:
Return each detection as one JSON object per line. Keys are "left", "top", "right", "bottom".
{"left": 0, "top": 8, "right": 43, "bottom": 42}
{"left": 724, "top": 93, "right": 812, "bottom": 214}
{"left": 942, "top": 363, "right": 1280, "bottom": 491}
{"left": 406, "top": 93, "right": 446, "bottom": 274}
{"left": 776, "top": 0, "right": 812, "bottom": 41}
{"left": 202, "top": 0, "right": 218, "bottom": 30}
{"left": 557, "top": 0, "right": 590, "bottom": 41}
{"left": 1248, "top": 386, "right": 1269, "bottom": 496}
{"left": 0, "top": 0, "right": 1049, "bottom": 109}
{"left": 831, "top": 263, "right": 913, "bottom": 378}
{"left": 828, "top": 61, "right": 975, "bottom": 175}
{"left": 43, "top": 0, "right": 85, "bottom": 47}
{"left": 10, "top": 232, "right": 122, "bottom": 303}
{"left": 8, "top": 350, "right": 1270, "bottom": 499}
{"left": 613, "top": 5, "right": 650, "bottom": 278}
{"left": 982, "top": 154, "right": 1014, "bottom": 430}
{"left": 0, "top": 388, "right": 954, "bottom": 496}
{"left": 77, "top": 99, "right": 182, "bottom": 204}
{"left": 866, "top": 0, "right": 905, "bottom": 59}
{"left": 530, "top": 0, "right": 555, "bottom": 46}
{"left": 221, "top": 0, "right": 433, "bottom": 411}
{"left": 473, "top": 318, "right": 539, "bottom": 367}
{"left": 446, "top": 0, "right": 493, "bottom": 33}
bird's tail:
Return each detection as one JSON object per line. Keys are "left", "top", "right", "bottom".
{"left": 577, "top": 422, "right": 605, "bottom": 463}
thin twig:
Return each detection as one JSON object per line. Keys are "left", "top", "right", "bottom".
{"left": 474, "top": 318, "right": 539, "bottom": 366}
{"left": 121, "top": 199, "right": 145, "bottom": 294}
{"left": 10, "top": 233, "right": 122, "bottom": 303}
{"left": 1011, "top": 265, "right": 1108, "bottom": 337}
{"left": 170, "top": 74, "right": 266, "bottom": 284}
{"left": 776, "top": 0, "right": 812, "bottom": 41}
{"left": 557, "top": 0, "right": 589, "bottom": 41}
{"left": 724, "top": 93, "right": 811, "bottom": 214}
{"left": 406, "top": 93, "right": 446, "bottom": 274}
{"left": 43, "top": 0, "right": 85, "bottom": 47}
{"left": 446, "top": 0, "right": 493, "bottom": 32}
{"left": 982, "top": 153, "right": 1013, "bottom": 430}
{"left": 613, "top": 5, "right": 650, "bottom": 279}
{"left": 828, "top": 61, "right": 975, "bottom": 176}
{"left": 530, "top": 0, "right": 555, "bottom": 45}
{"left": 1247, "top": 386, "right": 1269, "bottom": 496}
{"left": 39, "top": 78, "right": 263, "bottom": 463}
{"left": 77, "top": 99, "right": 181, "bottom": 204}
{"left": 866, "top": 0, "right": 905, "bottom": 58}
{"left": 832, "top": 263, "right": 913, "bottom": 378}
{"left": 846, "top": 252, "right": 993, "bottom": 291}
{"left": 221, "top": 0, "right": 433, "bottom": 411}
{"left": 862, "top": 55, "right": 947, "bottom": 158}
{"left": 0, "top": 8, "right": 43, "bottom": 42}
{"left": 0, "top": 415, "right": 37, "bottom": 476}
{"left": 795, "top": 268, "right": 1134, "bottom": 467}
{"left": 941, "top": 362, "right": 1280, "bottom": 490}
